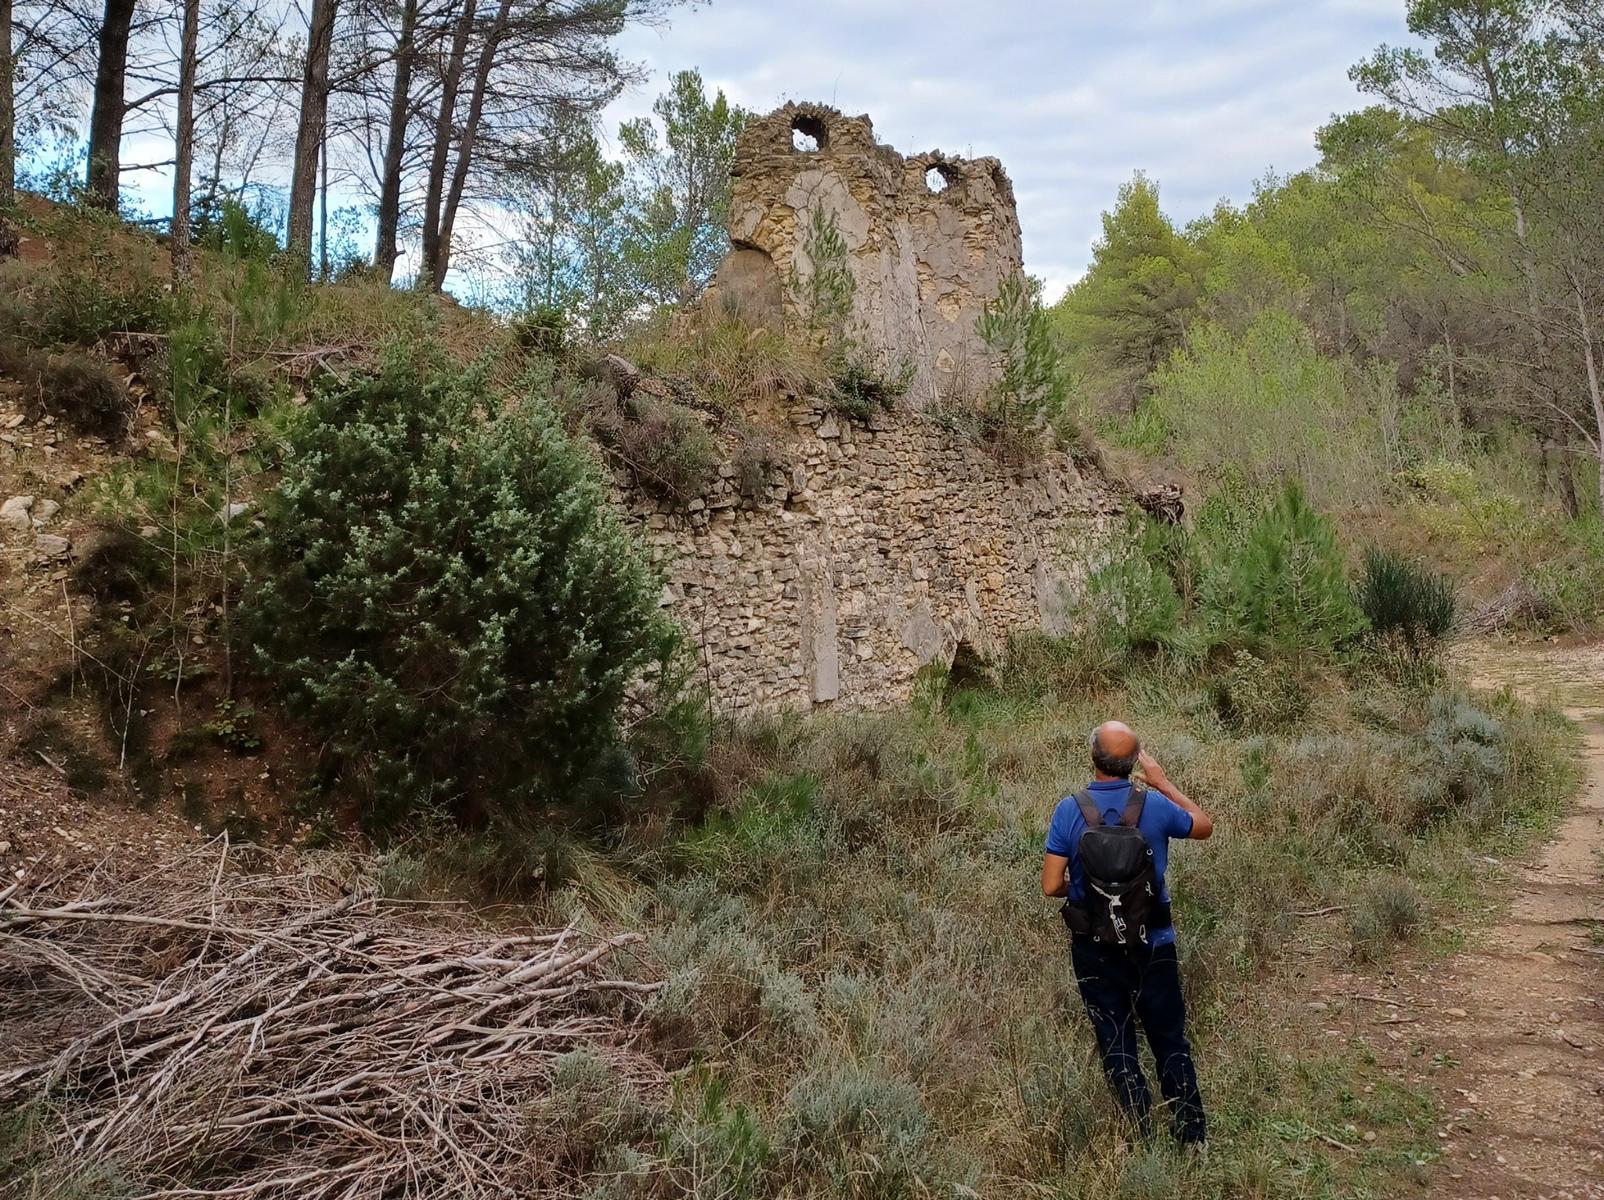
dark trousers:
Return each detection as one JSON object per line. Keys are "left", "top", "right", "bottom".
{"left": 1070, "top": 935, "right": 1207, "bottom": 1144}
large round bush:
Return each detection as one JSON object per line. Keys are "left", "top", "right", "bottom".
{"left": 247, "top": 350, "right": 675, "bottom": 822}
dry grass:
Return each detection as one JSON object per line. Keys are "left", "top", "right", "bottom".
{"left": 618, "top": 312, "right": 826, "bottom": 417}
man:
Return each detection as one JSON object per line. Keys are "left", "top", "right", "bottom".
{"left": 1041, "top": 720, "right": 1213, "bottom": 1147}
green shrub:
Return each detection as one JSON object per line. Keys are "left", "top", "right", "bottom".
{"left": 1139, "top": 309, "right": 1392, "bottom": 509}
{"left": 1084, "top": 517, "right": 1186, "bottom": 656}
{"left": 781, "top": 1062, "right": 941, "bottom": 1198}
{"left": 1209, "top": 649, "right": 1310, "bottom": 731}
{"left": 531, "top": 1049, "right": 657, "bottom": 1173}
{"left": 1347, "top": 877, "right": 1421, "bottom": 961}
{"left": 512, "top": 304, "right": 569, "bottom": 357}
{"left": 192, "top": 197, "right": 282, "bottom": 260}
{"left": 1217, "top": 481, "right": 1365, "bottom": 664}
{"left": 1356, "top": 546, "right": 1457, "bottom": 654}
{"left": 647, "top": 879, "right": 821, "bottom": 1058}
{"left": 246, "top": 348, "right": 678, "bottom": 824}
{"left": 1002, "top": 629, "right": 1123, "bottom": 697}
{"left": 0, "top": 209, "right": 167, "bottom": 348}
{"left": 622, "top": 313, "right": 824, "bottom": 411}
{"left": 594, "top": 395, "right": 718, "bottom": 505}
{"left": 646, "top": 1076, "right": 772, "bottom": 1200}
{"left": 975, "top": 273, "right": 1071, "bottom": 437}
{"left": 827, "top": 349, "right": 913, "bottom": 421}
{"left": 676, "top": 771, "right": 823, "bottom": 888}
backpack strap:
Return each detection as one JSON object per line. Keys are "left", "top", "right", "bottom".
{"left": 1072, "top": 790, "right": 1102, "bottom": 828}
{"left": 1119, "top": 784, "right": 1148, "bottom": 828}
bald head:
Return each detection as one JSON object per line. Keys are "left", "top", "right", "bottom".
{"left": 1090, "top": 721, "right": 1141, "bottom": 778}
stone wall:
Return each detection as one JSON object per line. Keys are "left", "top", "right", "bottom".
{"left": 706, "top": 103, "right": 1023, "bottom": 409}
{"left": 619, "top": 397, "right": 1121, "bottom": 717}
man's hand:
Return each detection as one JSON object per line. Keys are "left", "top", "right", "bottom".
{"left": 1138, "top": 748, "right": 1213, "bottom": 840}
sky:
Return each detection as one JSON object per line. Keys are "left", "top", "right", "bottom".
{"left": 601, "top": 0, "right": 1415, "bottom": 300}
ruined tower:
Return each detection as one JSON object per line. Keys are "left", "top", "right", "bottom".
{"left": 707, "top": 102, "right": 1025, "bottom": 407}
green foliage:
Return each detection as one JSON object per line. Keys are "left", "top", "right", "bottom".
{"left": 621, "top": 313, "right": 825, "bottom": 411}
{"left": 1142, "top": 310, "right": 1396, "bottom": 509}
{"left": 619, "top": 70, "right": 750, "bottom": 308}
{"left": 1222, "top": 482, "right": 1367, "bottom": 663}
{"left": 1052, "top": 173, "right": 1203, "bottom": 408}
{"left": 507, "top": 70, "right": 746, "bottom": 334}
{"left": 781, "top": 1062, "right": 954, "bottom": 1197}
{"left": 1357, "top": 547, "right": 1458, "bottom": 653}
{"left": 0, "top": 212, "right": 168, "bottom": 348}
{"left": 202, "top": 699, "right": 261, "bottom": 754}
{"left": 506, "top": 115, "right": 633, "bottom": 339}
{"left": 826, "top": 350, "right": 913, "bottom": 422}
{"left": 793, "top": 205, "right": 855, "bottom": 341}
{"left": 1083, "top": 516, "right": 1186, "bottom": 656}
{"left": 246, "top": 349, "right": 678, "bottom": 824}
{"left": 592, "top": 394, "right": 719, "bottom": 505}
{"left": 531, "top": 1049, "right": 656, "bottom": 1174}
{"left": 975, "top": 274, "right": 1071, "bottom": 438}
{"left": 511, "top": 305, "right": 570, "bottom": 357}
{"left": 675, "top": 772, "right": 823, "bottom": 888}
{"left": 193, "top": 199, "right": 282, "bottom": 262}
{"left": 1401, "top": 459, "right": 1536, "bottom": 551}
{"left": 1209, "top": 650, "right": 1311, "bottom": 732}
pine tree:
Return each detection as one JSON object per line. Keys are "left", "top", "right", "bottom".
{"left": 1223, "top": 481, "right": 1366, "bottom": 666}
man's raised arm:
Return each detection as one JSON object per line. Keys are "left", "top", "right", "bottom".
{"left": 1138, "top": 750, "right": 1213, "bottom": 840}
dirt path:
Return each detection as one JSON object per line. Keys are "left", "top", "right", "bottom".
{"left": 1329, "top": 644, "right": 1604, "bottom": 1199}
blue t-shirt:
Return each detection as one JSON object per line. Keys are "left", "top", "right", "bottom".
{"left": 1045, "top": 779, "right": 1194, "bottom": 946}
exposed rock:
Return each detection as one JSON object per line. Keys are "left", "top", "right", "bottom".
{"left": 580, "top": 353, "right": 643, "bottom": 399}
{"left": 35, "top": 533, "right": 70, "bottom": 558}
{"left": 1, "top": 494, "right": 34, "bottom": 535}
{"left": 705, "top": 103, "right": 1023, "bottom": 409}
{"left": 143, "top": 427, "right": 178, "bottom": 459}
{"left": 224, "top": 501, "right": 250, "bottom": 522}
{"left": 30, "top": 498, "right": 61, "bottom": 527}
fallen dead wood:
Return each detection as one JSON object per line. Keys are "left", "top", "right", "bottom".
{"left": 0, "top": 838, "right": 664, "bottom": 1198}
{"left": 1466, "top": 579, "right": 1552, "bottom": 635}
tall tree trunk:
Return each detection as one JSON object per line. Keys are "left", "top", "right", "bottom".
{"left": 1573, "top": 275, "right": 1604, "bottom": 518}
{"left": 418, "top": 0, "right": 476, "bottom": 291}
{"left": 319, "top": 120, "right": 329, "bottom": 279}
{"left": 86, "top": 0, "right": 138, "bottom": 211}
{"left": 0, "top": 0, "right": 17, "bottom": 259}
{"left": 373, "top": 0, "right": 419, "bottom": 280}
{"left": 169, "top": 0, "right": 200, "bottom": 285}
{"left": 429, "top": 0, "right": 508, "bottom": 286}
{"left": 287, "top": 0, "right": 338, "bottom": 271}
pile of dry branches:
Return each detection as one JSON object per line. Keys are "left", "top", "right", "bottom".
{"left": 1467, "top": 578, "right": 1553, "bottom": 634}
{"left": 0, "top": 840, "right": 664, "bottom": 1198}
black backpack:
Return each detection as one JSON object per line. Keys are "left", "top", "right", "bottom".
{"left": 1060, "top": 786, "right": 1170, "bottom": 947}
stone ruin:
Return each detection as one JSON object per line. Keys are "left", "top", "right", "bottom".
{"left": 707, "top": 102, "right": 1025, "bottom": 407}
{"left": 604, "top": 104, "right": 1123, "bottom": 715}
